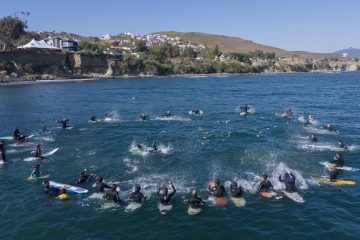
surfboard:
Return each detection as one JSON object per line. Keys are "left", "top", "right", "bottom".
{"left": 125, "top": 202, "right": 143, "bottom": 212}
{"left": 282, "top": 191, "right": 305, "bottom": 203}
{"left": 319, "top": 161, "right": 359, "bottom": 172}
{"left": 240, "top": 112, "right": 248, "bottom": 116}
{"left": 0, "top": 160, "right": 5, "bottom": 165}
{"left": 259, "top": 191, "right": 277, "bottom": 199}
{"left": 230, "top": 197, "right": 246, "bottom": 207}
{"left": 214, "top": 197, "right": 228, "bottom": 206}
{"left": 65, "top": 126, "right": 74, "bottom": 130}
{"left": 315, "top": 177, "right": 356, "bottom": 186}
{"left": 57, "top": 193, "right": 70, "bottom": 200}
{"left": 188, "top": 207, "right": 202, "bottom": 215}
{"left": 23, "top": 148, "right": 59, "bottom": 161}
{"left": 158, "top": 203, "right": 172, "bottom": 214}
{"left": 0, "top": 136, "right": 13, "bottom": 140}
{"left": 100, "top": 202, "right": 118, "bottom": 210}
{"left": 49, "top": 181, "right": 89, "bottom": 194}
{"left": 27, "top": 174, "right": 50, "bottom": 180}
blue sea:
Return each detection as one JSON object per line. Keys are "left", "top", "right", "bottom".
{"left": 0, "top": 72, "right": 359, "bottom": 239}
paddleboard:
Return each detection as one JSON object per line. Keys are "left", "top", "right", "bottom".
{"left": 88, "top": 119, "right": 100, "bottom": 124}
{"left": 0, "top": 136, "right": 13, "bottom": 140}
{"left": 125, "top": 202, "right": 143, "bottom": 212}
{"left": 23, "top": 148, "right": 59, "bottom": 161}
{"left": 158, "top": 203, "right": 172, "bottom": 214}
{"left": 282, "top": 191, "right": 305, "bottom": 203}
{"left": 187, "top": 207, "right": 202, "bottom": 215}
{"left": 319, "top": 161, "right": 359, "bottom": 172}
{"left": 315, "top": 177, "right": 356, "bottom": 186}
{"left": 214, "top": 197, "right": 228, "bottom": 206}
{"left": 259, "top": 191, "right": 277, "bottom": 199}
{"left": 230, "top": 197, "right": 246, "bottom": 207}
{"left": 27, "top": 174, "right": 50, "bottom": 180}
{"left": 49, "top": 181, "right": 88, "bottom": 194}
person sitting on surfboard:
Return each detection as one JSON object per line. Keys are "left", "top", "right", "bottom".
{"left": 208, "top": 179, "right": 226, "bottom": 197}
{"left": 13, "top": 127, "right": 21, "bottom": 140}
{"left": 157, "top": 181, "right": 176, "bottom": 206}
{"left": 0, "top": 140, "right": 6, "bottom": 162}
{"left": 89, "top": 114, "right": 98, "bottom": 122}
{"left": 34, "top": 144, "right": 44, "bottom": 159}
{"left": 96, "top": 176, "right": 111, "bottom": 193}
{"left": 258, "top": 174, "right": 273, "bottom": 192}
{"left": 130, "top": 185, "right": 147, "bottom": 204}
{"left": 186, "top": 189, "right": 204, "bottom": 209}
{"left": 230, "top": 182, "right": 243, "bottom": 198}
{"left": 76, "top": 171, "right": 95, "bottom": 184}
{"left": 105, "top": 112, "right": 113, "bottom": 118}
{"left": 333, "top": 152, "right": 344, "bottom": 167}
{"left": 337, "top": 139, "right": 348, "bottom": 149}
{"left": 140, "top": 113, "right": 149, "bottom": 121}
{"left": 278, "top": 173, "right": 296, "bottom": 192}
{"left": 241, "top": 104, "right": 250, "bottom": 114}
{"left": 191, "top": 109, "right": 201, "bottom": 115}
{"left": 103, "top": 184, "right": 122, "bottom": 204}
{"left": 162, "top": 111, "right": 173, "bottom": 118}
{"left": 328, "top": 165, "right": 339, "bottom": 182}
{"left": 31, "top": 163, "right": 41, "bottom": 178}
{"left": 310, "top": 133, "right": 318, "bottom": 142}
{"left": 322, "top": 124, "right": 338, "bottom": 133}
{"left": 43, "top": 179, "right": 59, "bottom": 196}
{"left": 58, "top": 118, "right": 70, "bottom": 129}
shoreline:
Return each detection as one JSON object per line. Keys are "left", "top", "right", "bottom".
{"left": 0, "top": 70, "right": 357, "bottom": 86}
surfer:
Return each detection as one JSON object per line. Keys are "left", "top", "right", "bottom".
{"left": 58, "top": 118, "right": 70, "bottom": 129}
{"left": 31, "top": 163, "right": 41, "bottom": 178}
{"left": 130, "top": 185, "right": 147, "bottom": 203}
{"left": 140, "top": 113, "right": 149, "bottom": 121}
{"left": 191, "top": 109, "right": 201, "bottom": 115}
{"left": 162, "top": 111, "right": 173, "bottom": 118}
{"left": 43, "top": 179, "right": 59, "bottom": 196}
{"left": 89, "top": 114, "right": 98, "bottom": 122}
{"left": 157, "top": 181, "right": 176, "bottom": 206}
{"left": 230, "top": 181, "right": 243, "bottom": 198}
{"left": 285, "top": 108, "right": 294, "bottom": 118}
{"left": 150, "top": 143, "right": 157, "bottom": 152}
{"left": 186, "top": 189, "right": 204, "bottom": 209}
{"left": 208, "top": 179, "right": 226, "bottom": 197}
{"left": 0, "top": 140, "right": 6, "bottom": 162}
{"left": 76, "top": 171, "right": 95, "bottom": 184}
{"left": 95, "top": 176, "right": 111, "bottom": 193}
{"left": 333, "top": 152, "right": 344, "bottom": 167}
{"left": 308, "top": 115, "right": 315, "bottom": 125}
{"left": 310, "top": 133, "right": 318, "bottom": 142}
{"left": 34, "top": 144, "right": 44, "bottom": 159}
{"left": 241, "top": 104, "right": 250, "bottom": 114}
{"left": 13, "top": 127, "right": 21, "bottom": 140}
{"left": 328, "top": 165, "right": 339, "bottom": 182}
{"left": 278, "top": 172, "right": 296, "bottom": 192}
{"left": 258, "top": 174, "right": 273, "bottom": 192}
{"left": 103, "top": 184, "right": 122, "bottom": 204}
{"left": 322, "top": 124, "right": 338, "bottom": 133}
{"left": 105, "top": 112, "right": 113, "bottom": 119}
{"left": 337, "top": 139, "right": 348, "bottom": 149}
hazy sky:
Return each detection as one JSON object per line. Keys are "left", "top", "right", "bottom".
{"left": 1, "top": 0, "right": 359, "bottom": 53}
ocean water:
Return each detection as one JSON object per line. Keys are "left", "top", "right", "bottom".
{"left": 0, "top": 72, "right": 359, "bottom": 239}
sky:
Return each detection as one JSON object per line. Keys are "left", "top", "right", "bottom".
{"left": 1, "top": 0, "right": 359, "bottom": 53}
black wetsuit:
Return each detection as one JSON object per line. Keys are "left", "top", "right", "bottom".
{"left": 230, "top": 184, "right": 243, "bottom": 198}
{"left": 242, "top": 105, "right": 249, "bottom": 113}
{"left": 209, "top": 185, "right": 226, "bottom": 197}
{"left": 130, "top": 190, "right": 146, "bottom": 203}
{"left": 329, "top": 171, "right": 339, "bottom": 182}
{"left": 0, "top": 143, "right": 6, "bottom": 162}
{"left": 96, "top": 181, "right": 110, "bottom": 193}
{"left": 43, "top": 185, "right": 59, "bottom": 196}
{"left": 13, "top": 129, "right": 20, "bottom": 140}
{"left": 103, "top": 190, "right": 122, "bottom": 203}
{"left": 77, "top": 174, "right": 90, "bottom": 184}
{"left": 333, "top": 155, "right": 344, "bottom": 167}
{"left": 258, "top": 180, "right": 273, "bottom": 192}
{"left": 311, "top": 136, "right": 318, "bottom": 142}
{"left": 339, "top": 143, "right": 348, "bottom": 149}
{"left": 157, "top": 185, "right": 176, "bottom": 206}
{"left": 90, "top": 116, "right": 97, "bottom": 121}
{"left": 279, "top": 174, "right": 296, "bottom": 192}
{"left": 60, "top": 119, "right": 70, "bottom": 129}
{"left": 188, "top": 196, "right": 203, "bottom": 209}
{"left": 35, "top": 148, "right": 43, "bottom": 159}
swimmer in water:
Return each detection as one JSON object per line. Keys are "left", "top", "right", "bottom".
{"left": 258, "top": 174, "right": 273, "bottom": 192}
{"left": 337, "top": 139, "right": 348, "bottom": 149}
{"left": 95, "top": 176, "right": 111, "bottom": 193}
{"left": 208, "top": 179, "right": 226, "bottom": 197}
{"left": 186, "top": 189, "right": 204, "bottom": 209}
{"left": 140, "top": 113, "right": 149, "bottom": 121}
{"left": 58, "top": 118, "right": 70, "bottom": 129}
{"left": 230, "top": 181, "right": 243, "bottom": 198}
{"left": 130, "top": 185, "right": 147, "bottom": 204}
{"left": 103, "top": 184, "right": 122, "bottom": 204}
{"left": 310, "top": 133, "right": 318, "bottom": 142}
{"left": 157, "top": 181, "right": 176, "bottom": 206}
{"left": 279, "top": 172, "right": 296, "bottom": 192}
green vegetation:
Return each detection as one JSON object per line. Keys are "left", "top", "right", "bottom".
{"left": 0, "top": 16, "right": 27, "bottom": 50}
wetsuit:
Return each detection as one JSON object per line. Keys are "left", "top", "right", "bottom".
{"left": 209, "top": 185, "right": 226, "bottom": 197}
{"left": 0, "top": 143, "right": 6, "bottom": 162}
{"left": 103, "top": 190, "right": 122, "bottom": 204}
{"left": 90, "top": 116, "right": 97, "bottom": 121}
{"left": 242, "top": 105, "right": 249, "bottom": 113}
{"left": 258, "top": 180, "right": 273, "bottom": 192}
{"left": 35, "top": 147, "right": 43, "bottom": 159}
{"left": 96, "top": 181, "right": 111, "bottom": 193}
{"left": 60, "top": 119, "right": 70, "bottom": 129}
{"left": 279, "top": 173, "right": 296, "bottom": 192}
{"left": 188, "top": 196, "right": 203, "bottom": 209}
{"left": 339, "top": 143, "right": 348, "bottom": 149}
{"left": 230, "top": 184, "right": 243, "bottom": 198}
{"left": 43, "top": 185, "right": 59, "bottom": 196}
{"left": 329, "top": 171, "right": 338, "bottom": 182}
{"left": 31, "top": 169, "right": 40, "bottom": 178}
{"left": 77, "top": 174, "right": 90, "bottom": 184}
{"left": 140, "top": 114, "right": 149, "bottom": 120}
{"left": 311, "top": 136, "right": 318, "bottom": 142}
{"left": 130, "top": 190, "right": 146, "bottom": 203}
{"left": 13, "top": 129, "right": 20, "bottom": 140}
{"left": 157, "top": 184, "right": 176, "bottom": 206}
{"left": 333, "top": 155, "right": 344, "bottom": 167}
{"left": 192, "top": 109, "right": 200, "bottom": 114}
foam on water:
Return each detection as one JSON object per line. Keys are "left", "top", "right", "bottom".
{"left": 155, "top": 116, "right": 191, "bottom": 121}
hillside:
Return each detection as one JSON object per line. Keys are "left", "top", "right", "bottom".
{"left": 154, "top": 31, "right": 328, "bottom": 59}
{"left": 334, "top": 47, "right": 360, "bottom": 58}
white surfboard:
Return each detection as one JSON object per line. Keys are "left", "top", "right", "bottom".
{"left": 27, "top": 174, "right": 50, "bottom": 180}
{"left": 23, "top": 148, "right": 59, "bottom": 161}
{"left": 49, "top": 180, "right": 88, "bottom": 194}
{"left": 125, "top": 202, "right": 143, "bottom": 212}
{"left": 0, "top": 136, "right": 13, "bottom": 140}
{"left": 158, "top": 203, "right": 172, "bottom": 214}
{"left": 230, "top": 197, "right": 246, "bottom": 207}
{"left": 282, "top": 191, "right": 305, "bottom": 203}
{"left": 187, "top": 207, "right": 202, "bottom": 215}
{"left": 240, "top": 112, "right": 248, "bottom": 116}
{"left": 319, "top": 161, "right": 359, "bottom": 172}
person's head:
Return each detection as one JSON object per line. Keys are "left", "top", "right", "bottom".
{"left": 336, "top": 152, "right": 342, "bottom": 157}
{"left": 97, "top": 176, "right": 104, "bottom": 182}
{"left": 215, "top": 179, "right": 220, "bottom": 186}
{"left": 37, "top": 144, "right": 41, "bottom": 148}
{"left": 262, "top": 174, "right": 268, "bottom": 180}
{"left": 111, "top": 184, "right": 117, "bottom": 191}
{"left": 134, "top": 184, "right": 141, "bottom": 193}
{"left": 192, "top": 189, "right": 197, "bottom": 197}
{"left": 43, "top": 179, "right": 50, "bottom": 187}
{"left": 137, "top": 144, "right": 142, "bottom": 149}
{"left": 338, "top": 139, "right": 344, "bottom": 144}
{"left": 80, "top": 171, "right": 85, "bottom": 177}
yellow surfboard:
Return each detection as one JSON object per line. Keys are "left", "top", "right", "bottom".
{"left": 315, "top": 177, "right": 356, "bottom": 186}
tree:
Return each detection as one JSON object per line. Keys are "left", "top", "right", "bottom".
{"left": 181, "top": 46, "right": 197, "bottom": 58}
{"left": 213, "top": 44, "right": 221, "bottom": 56}
{"left": 0, "top": 16, "right": 27, "bottom": 50}
{"left": 135, "top": 39, "right": 147, "bottom": 52}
